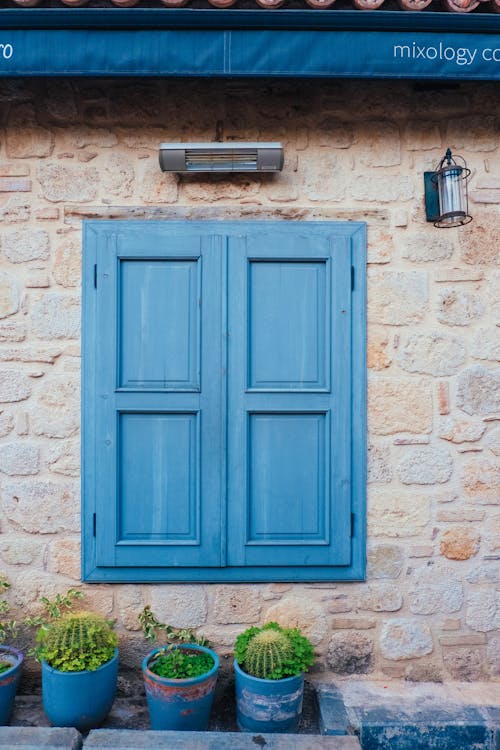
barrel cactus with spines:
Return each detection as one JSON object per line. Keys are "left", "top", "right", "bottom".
{"left": 234, "top": 622, "right": 314, "bottom": 680}
{"left": 36, "top": 612, "right": 118, "bottom": 672}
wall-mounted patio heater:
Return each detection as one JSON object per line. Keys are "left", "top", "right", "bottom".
{"left": 159, "top": 142, "right": 284, "bottom": 173}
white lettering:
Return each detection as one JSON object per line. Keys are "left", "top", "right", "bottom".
{"left": 394, "top": 42, "right": 499, "bottom": 67}
{"left": 0, "top": 44, "right": 13, "bottom": 60}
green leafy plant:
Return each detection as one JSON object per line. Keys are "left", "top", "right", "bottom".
{"left": 138, "top": 605, "right": 210, "bottom": 648}
{"left": 34, "top": 612, "right": 118, "bottom": 673}
{"left": 0, "top": 577, "right": 17, "bottom": 674}
{"left": 234, "top": 622, "right": 314, "bottom": 680}
{"left": 148, "top": 647, "right": 214, "bottom": 680}
{"left": 25, "top": 589, "right": 117, "bottom": 673}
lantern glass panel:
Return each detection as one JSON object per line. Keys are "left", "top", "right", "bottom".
{"left": 437, "top": 166, "right": 467, "bottom": 227}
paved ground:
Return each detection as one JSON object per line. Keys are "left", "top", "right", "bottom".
{"left": 6, "top": 678, "right": 500, "bottom": 749}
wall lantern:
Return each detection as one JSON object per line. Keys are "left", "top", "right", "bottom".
{"left": 424, "top": 148, "right": 472, "bottom": 228}
{"left": 159, "top": 142, "right": 284, "bottom": 173}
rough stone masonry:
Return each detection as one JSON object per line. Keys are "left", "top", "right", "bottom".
{"left": 0, "top": 78, "right": 498, "bottom": 688}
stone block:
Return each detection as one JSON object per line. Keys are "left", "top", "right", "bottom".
{"left": 367, "top": 227, "right": 394, "bottom": 265}
{"left": 368, "top": 490, "right": 430, "bottom": 538}
{"left": 72, "top": 126, "right": 118, "bottom": 149}
{"left": 471, "top": 328, "right": 500, "bottom": 362}
{"left": 461, "top": 458, "right": 500, "bottom": 504}
{"left": 367, "top": 329, "right": 392, "bottom": 371}
{"left": 398, "top": 332, "right": 466, "bottom": 376}
{"left": 3, "top": 229, "right": 49, "bottom": 264}
{"left": 53, "top": 239, "right": 81, "bottom": 288}
{"left": 85, "top": 730, "right": 361, "bottom": 749}
{"left": 442, "top": 647, "right": 487, "bottom": 682}
{"left": 0, "top": 442, "right": 39, "bottom": 475}
{"left": 485, "top": 427, "right": 500, "bottom": 456}
{"left": 459, "top": 213, "right": 500, "bottom": 266}
{"left": 37, "top": 163, "right": 99, "bottom": 202}
{"left": 47, "top": 538, "right": 81, "bottom": 580}
{"left": 360, "top": 722, "right": 490, "bottom": 750}
{"left": 351, "top": 175, "right": 413, "bottom": 203}
{"left": 358, "top": 583, "right": 402, "bottom": 612}
{"left": 0, "top": 177, "right": 31, "bottom": 192}
{"left": 0, "top": 369, "right": 31, "bottom": 402}
{"left": 439, "top": 526, "right": 481, "bottom": 560}
{"left": 434, "top": 268, "right": 484, "bottom": 282}
{"left": 0, "top": 272, "right": 19, "bottom": 319}
{"left": 0, "top": 537, "right": 43, "bottom": 565}
{"left": 31, "top": 375, "right": 79, "bottom": 438}
{"left": 368, "top": 379, "right": 432, "bottom": 435}
{"left": 465, "top": 590, "right": 500, "bottom": 633}
{"left": 213, "top": 585, "right": 261, "bottom": 625}
{"left": 150, "top": 584, "right": 207, "bottom": 628}
{"left": 2, "top": 479, "right": 79, "bottom": 534}
{"left": 316, "top": 685, "right": 352, "bottom": 736}
{"left": 408, "top": 574, "right": 463, "bottom": 615}
{"left": 331, "top": 618, "right": 376, "bottom": 630}
{"left": 32, "top": 294, "right": 80, "bottom": 340}
{"left": 402, "top": 234, "right": 454, "bottom": 263}
{"left": 6, "top": 104, "right": 55, "bottom": 158}
{"left": 302, "top": 152, "right": 346, "bottom": 202}
{"left": 457, "top": 366, "right": 500, "bottom": 416}
{"left": 117, "top": 585, "right": 146, "bottom": 631}
{"left": 101, "top": 153, "right": 135, "bottom": 200}
{"left": 367, "top": 444, "right": 392, "bottom": 483}
{"left": 366, "top": 544, "right": 404, "bottom": 579}
{"left": 438, "top": 417, "right": 486, "bottom": 444}
{"left": 439, "top": 634, "right": 486, "bottom": 646}
{"left": 380, "top": 619, "right": 433, "bottom": 660}
{"left": 436, "top": 288, "right": 485, "bottom": 326}
{"left": 265, "top": 596, "right": 327, "bottom": 645}
{"left": 357, "top": 121, "right": 401, "bottom": 167}
{"left": 0, "top": 727, "right": 82, "bottom": 749}
{"left": 368, "top": 270, "right": 428, "bottom": 326}
{"left": 396, "top": 446, "right": 452, "bottom": 485}
{"left": 48, "top": 441, "right": 80, "bottom": 477}
{"left": 327, "top": 632, "right": 374, "bottom": 675}
{"left": 437, "top": 382, "right": 450, "bottom": 415}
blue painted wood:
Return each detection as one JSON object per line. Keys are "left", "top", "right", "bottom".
{"left": 92, "top": 226, "right": 224, "bottom": 568}
{"left": 82, "top": 221, "right": 366, "bottom": 582}
{"left": 227, "top": 228, "right": 351, "bottom": 567}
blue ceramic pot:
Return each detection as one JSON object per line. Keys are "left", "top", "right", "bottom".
{"left": 234, "top": 659, "right": 304, "bottom": 733}
{"left": 0, "top": 646, "right": 23, "bottom": 725}
{"left": 143, "top": 644, "right": 219, "bottom": 731}
{"left": 42, "top": 647, "right": 118, "bottom": 732}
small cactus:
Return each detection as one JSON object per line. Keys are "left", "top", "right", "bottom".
{"left": 243, "top": 628, "right": 293, "bottom": 679}
{"left": 235, "top": 621, "right": 314, "bottom": 681}
{"left": 38, "top": 612, "right": 118, "bottom": 672}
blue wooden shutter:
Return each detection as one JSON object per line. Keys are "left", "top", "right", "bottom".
{"left": 83, "top": 220, "right": 365, "bottom": 581}
{"left": 92, "top": 225, "right": 224, "bottom": 568}
{"left": 227, "top": 228, "right": 352, "bottom": 567}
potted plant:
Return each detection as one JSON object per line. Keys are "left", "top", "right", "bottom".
{"left": 27, "top": 590, "right": 118, "bottom": 732}
{"left": 0, "top": 576, "right": 22, "bottom": 725}
{"left": 139, "top": 605, "right": 219, "bottom": 731}
{"left": 234, "top": 621, "right": 314, "bottom": 733}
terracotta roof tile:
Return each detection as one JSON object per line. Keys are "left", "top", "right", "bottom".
{"left": 4, "top": 0, "right": 499, "bottom": 11}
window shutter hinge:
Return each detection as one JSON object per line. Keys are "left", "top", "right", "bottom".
{"left": 94, "top": 264, "right": 97, "bottom": 289}
{"left": 351, "top": 513, "right": 355, "bottom": 537}
{"left": 93, "top": 513, "right": 96, "bottom": 537}
{"left": 351, "top": 266, "right": 355, "bottom": 291}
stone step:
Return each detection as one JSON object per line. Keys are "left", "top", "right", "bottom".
{"left": 85, "top": 729, "right": 361, "bottom": 749}
{"left": 0, "top": 727, "right": 82, "bottom": 749}
{"left": 317, "top": 680, "right": 500, "bottom": 750}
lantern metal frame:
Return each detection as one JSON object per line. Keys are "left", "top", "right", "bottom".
{"left": 424, "top": 148, "right": 472, "bottom": 229}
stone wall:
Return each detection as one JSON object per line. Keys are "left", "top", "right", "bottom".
{"left": 0, "top": 78, "right": 498, "bottom": 685}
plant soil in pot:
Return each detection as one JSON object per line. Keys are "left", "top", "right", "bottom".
{"left": 234, "top": 621, "right": 314, "bottom": 733}
{"left": 142, "top": 644, "right": 219, "bottom": 730}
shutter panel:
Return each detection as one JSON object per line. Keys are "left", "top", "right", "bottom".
{"left": 93, "top": 225, "right": 224, "bottom": 567}
{"left": 227, "top": 229, "right": 352, "bottom": 567}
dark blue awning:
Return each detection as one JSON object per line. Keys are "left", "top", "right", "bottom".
{"left": 0, "top": 11, "right": 499, "bottom": 79}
